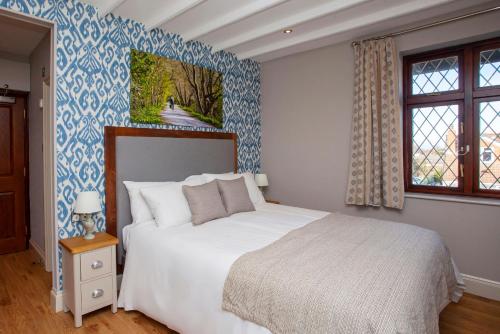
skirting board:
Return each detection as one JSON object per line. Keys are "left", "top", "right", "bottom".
{"left": 29, "top": 239, "right": 45, "bottom": 264}
{"left": 463, "top": 274, "right": 500, "bottom": 301}
{"left": 50, "top": 288, "right": 63, "bottom": 312}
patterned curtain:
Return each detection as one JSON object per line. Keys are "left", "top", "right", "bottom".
{"left": 345, "top": 38, "right": 404, "bottom": 209}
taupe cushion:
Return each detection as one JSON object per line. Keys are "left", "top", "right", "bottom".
{"left": 182, "top": 180, "right": 228, "bottom": 225}
{"left": 217, "top": 177, "right": 255, "bottom": 215}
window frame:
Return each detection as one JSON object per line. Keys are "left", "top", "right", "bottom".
{"left": 403, "top": 37, "right": 500, "bottom": 199}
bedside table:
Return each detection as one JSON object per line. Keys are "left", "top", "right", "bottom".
{"left": 59, "top": 232, "right": 119, "bottom": 327}
{"left": 265, "top": 199, "right": 280, "bottom": 204}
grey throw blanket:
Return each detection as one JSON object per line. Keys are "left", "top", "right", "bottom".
{"left": 222, "top": 213, "right": 463, "bottom": 334}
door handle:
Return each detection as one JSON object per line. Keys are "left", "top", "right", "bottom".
{"left": 457, "top": 145, "right": 470, "bottom": 156}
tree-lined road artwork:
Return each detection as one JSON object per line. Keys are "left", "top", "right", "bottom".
{"left": 130, "top": 49, "right": 223, "bottom": 128}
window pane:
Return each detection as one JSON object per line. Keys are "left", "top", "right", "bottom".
{"left": 479, "top": 101, "right": 500, "bottom": 190}
{"left": 412, "top": 105, "right": 459, "bottom": 187}
{"left": 412, "top": 56, "right": 459, "bottom": 95}
{"left": 479, "top": 48, "right": 500, "bottom": 87}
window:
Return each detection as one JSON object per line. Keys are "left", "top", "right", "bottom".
{"left": 403, "top": 38, "right": 500, "bottom": 198}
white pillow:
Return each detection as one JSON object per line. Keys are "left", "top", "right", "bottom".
{"left": 184, "top": 174, "right": 209, "bottom": 184}
{"left": 140, "top": 178, "right": 206, "bottom": 228}
{"left": 203, "top": 172, "right": 265, "bottom": 205}
{"left": 123, "top": 181, "right": 167, "bottom": 224}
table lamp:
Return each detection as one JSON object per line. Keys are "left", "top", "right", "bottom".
{"left": 255, "top": 173, "right": 269, "bottom": 189}
{"left": 74, "top": 191, "right": 101, "bottom": 240}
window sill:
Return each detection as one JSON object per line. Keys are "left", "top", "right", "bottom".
{"left": 404, "top": 193, "right": 500, "bottom": 206}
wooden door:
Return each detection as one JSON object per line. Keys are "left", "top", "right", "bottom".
{"left": 0, "top": 95, "right": 27, "bottom": 254}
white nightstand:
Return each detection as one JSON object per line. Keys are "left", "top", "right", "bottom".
{"left": 59, "top": 232, "right": 119, "bottom": 327}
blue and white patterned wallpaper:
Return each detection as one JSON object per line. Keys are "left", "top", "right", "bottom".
{"left": 0, "top": 0, "right": 261, "bottom": 291}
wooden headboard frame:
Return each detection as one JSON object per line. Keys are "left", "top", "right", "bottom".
{"left": 104, "top": 126, "right": 238, "bottom": 238}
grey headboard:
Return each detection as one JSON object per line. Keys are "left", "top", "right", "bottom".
{"left": 104, "top": 127, "right": 237, "bottom": 265}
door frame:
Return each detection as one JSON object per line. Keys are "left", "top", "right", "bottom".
{"left": 42, "top": 79, "right": 52, "bottom": 272}
{"left": 21, "top": 91, "right": 30, "bottom": 251}
{"left": 0, "top": 8, "right": 58, "bottom": 293}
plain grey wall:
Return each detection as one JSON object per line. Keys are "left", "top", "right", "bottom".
{"left": 261, "top": 10, "right": 500, "bottom": 282}
{"left": 28, "top": 32, "right": 50, "bottom": 252}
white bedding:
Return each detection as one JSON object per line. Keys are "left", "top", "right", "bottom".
{"left": 118, "top": 203, "right": 328, "bottom": 334}
{"left": 118, "top": 203, "right": 463, "bottom": 334}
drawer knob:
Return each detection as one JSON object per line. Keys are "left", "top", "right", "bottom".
{"left": 92, "top": 289, "right": 104, "bottom": 299}
{"left": 91, "top": 260, "right": 103, "bottom": 269}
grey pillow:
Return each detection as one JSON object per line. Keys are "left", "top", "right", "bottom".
{"left": 182, "top": 180, "right": 228, "bottom": 225}
{"left": 217, "top": 177, "right": 255, "bottom": 215}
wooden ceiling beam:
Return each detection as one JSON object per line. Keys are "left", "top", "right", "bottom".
{"left": 182, "top": 0, "right": 288, "bottom": 41}
{"left": 236, "top": 0, "right": 453, "bottom": 59}
{"left": 143, "top": 0, "right": 207, "bottom": 31}
{"left": 211, "top": 0, "right": 370, "bottom": 52}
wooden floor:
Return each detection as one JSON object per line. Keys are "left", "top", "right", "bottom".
{"left": 0, "top": 249, "right": 499, "bottom": 334}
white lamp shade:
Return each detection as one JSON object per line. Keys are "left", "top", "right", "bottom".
{"left": 74, "top": 191, "right": 101, "bottom": 214}
{"left": 255, "top": 173, "right": 269, "bottom": 187}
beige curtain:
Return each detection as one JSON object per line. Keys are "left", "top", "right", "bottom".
{"left": 345, "top": 37, "right": 404, "bottom": 209}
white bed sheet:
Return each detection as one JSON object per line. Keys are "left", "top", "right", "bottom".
{"left": 118, "top": 203, "right": 329, "bottom": 334}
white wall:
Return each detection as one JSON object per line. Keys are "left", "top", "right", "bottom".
{"left": 0, "top": 57, "right": 30, "bottom": 91}
{"left": 28, "top": 32, "right": 50, "bottom": 254}
{"left": 261, "top": 11, "right": 500, "bottom": 282}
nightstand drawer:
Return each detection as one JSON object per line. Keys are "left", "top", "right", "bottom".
{"left": 81, "top": 247, "right": 112, "bottom": 281}
{"left": 81, "top": 275, "right": 113, "bottom": 313}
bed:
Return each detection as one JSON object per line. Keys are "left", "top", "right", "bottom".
{"left": 105, "top": 127, "right": 464, "bottom": 334}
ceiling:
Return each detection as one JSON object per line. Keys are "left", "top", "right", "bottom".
{"left": 83, "top": 0, "right": 498, "bottom": 62}
{"left": 0, "top": 14, "right": 49, "bottom": 62}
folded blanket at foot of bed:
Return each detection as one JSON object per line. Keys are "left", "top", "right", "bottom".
{"left": 223, "top": 213, "right": 463, "bottom": 334}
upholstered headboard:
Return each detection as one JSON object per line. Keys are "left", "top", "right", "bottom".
{"left": 104, "top": 127, "right": 237, "bottom": 265}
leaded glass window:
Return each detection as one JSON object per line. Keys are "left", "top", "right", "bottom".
{"left": 404, "top": 38, "right": 500, "bottom": 198}
{"left": 412, "top": 105, "right": 459, "bottom": 187}
{"left": 412, "top": 56, "right": 459, "bottom": 95}
{"left": 478, "top": 100, "right": 500, "bottom": 190}
{"left": 479, "top": 48, "right": 500, "bottom": 87}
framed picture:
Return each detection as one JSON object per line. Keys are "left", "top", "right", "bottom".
{"left": 130, "top": 49, "right": 223, "bottom": 128}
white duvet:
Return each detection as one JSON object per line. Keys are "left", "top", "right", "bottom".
{"left": 118, "top": 203, "right": 328, "bottom": 334}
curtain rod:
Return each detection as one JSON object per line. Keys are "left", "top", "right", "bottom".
{"left": 351, "top": 5, "right": 500, "bottom": 47}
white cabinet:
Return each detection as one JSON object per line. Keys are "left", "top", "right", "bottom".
{"left": 60, "top": 233, "right": 118, "bottom": 327}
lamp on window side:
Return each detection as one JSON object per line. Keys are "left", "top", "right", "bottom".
{"left": 255, "top": 173, "right": 269, "bottom": 189}
{"left": 74, "top": 191, "right": 101, "bottom": 240}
